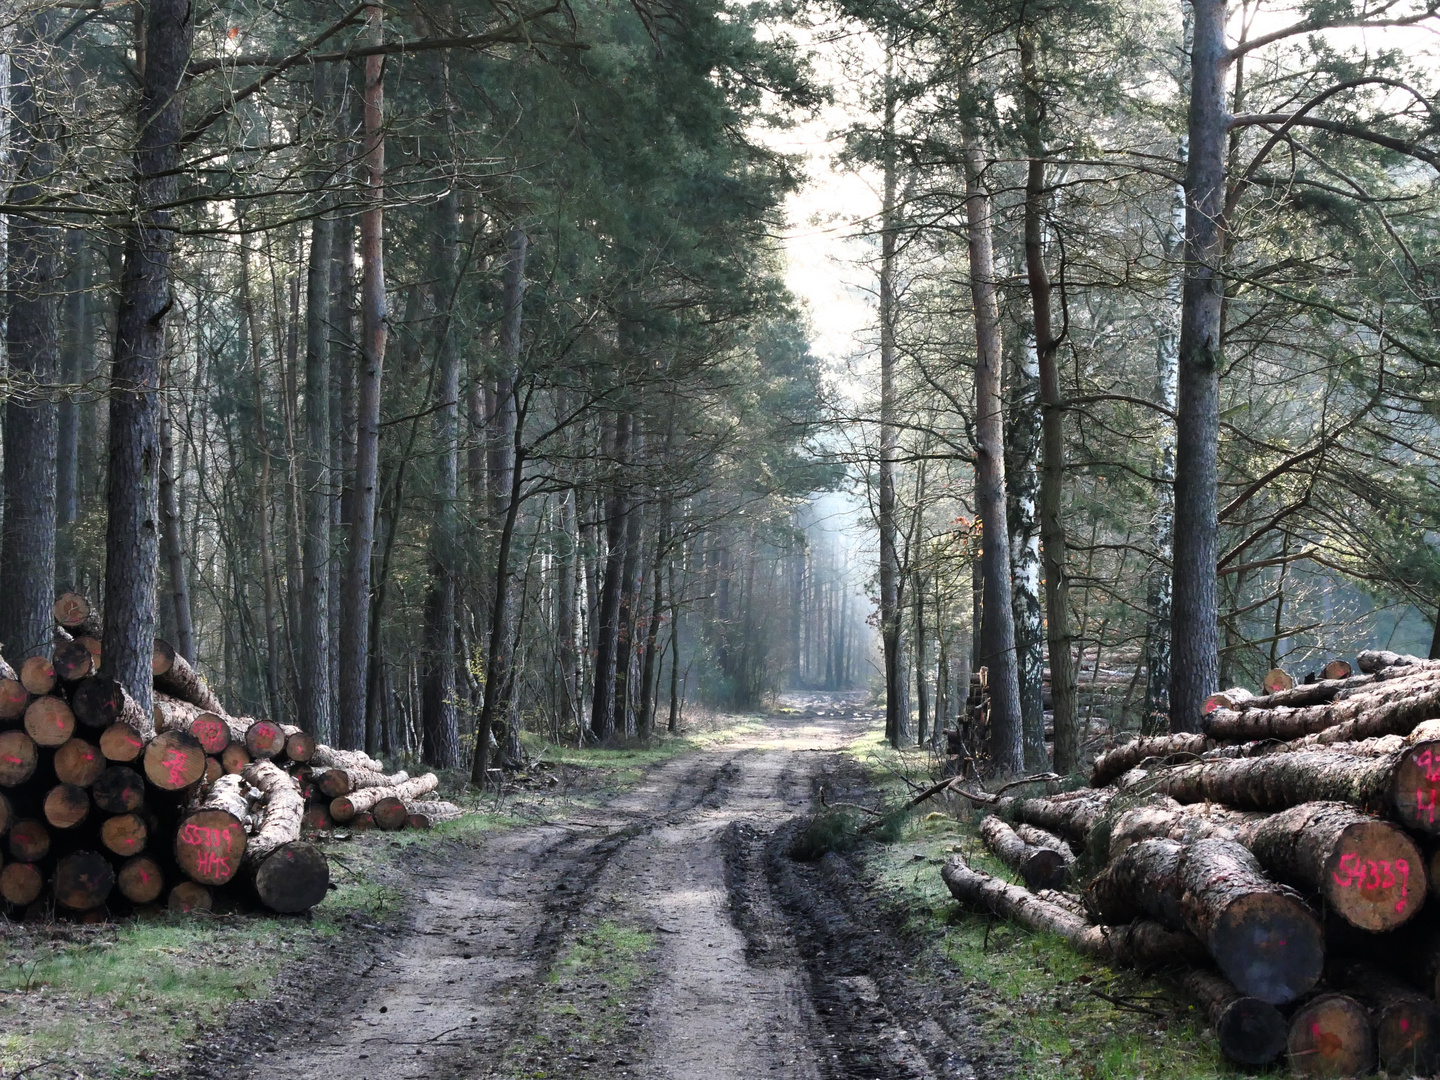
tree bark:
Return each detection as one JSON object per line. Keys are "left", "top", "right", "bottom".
{"left": 1168, "top": 0, "right": 1228, "bottom": 732}
{"left": 978, "top": 814, "right": 1069, "bottom": 890}
{"left": 338, "top": 4, "right": 387, "bottom": 749}
{"left": 102, "top": 0, "right": 191, "bottom": 722}
{"left": 1155, "top": 748, "right": 1399, "bottom": 813}
{"left": 56, "top": 230, "right": 87, "bottom": 593}
{"left": 1181, "top": 969, "right": 1286, "bottom": 1066}
{"left": 158, "top": 402, "right": 195, "bottom": 662}
{"left": 962, "top": 142, "right": 1023, "bottom": 774}
{"left": 590, "top": 412, "right": 631, "bottom": 742}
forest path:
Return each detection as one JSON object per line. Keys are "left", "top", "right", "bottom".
{"left": 256, "top": 694, "right": 963, "bottom": 1080}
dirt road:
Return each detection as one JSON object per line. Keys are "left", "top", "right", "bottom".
{"left": 233, "top": 697, "right": 989, "bottom": 1080}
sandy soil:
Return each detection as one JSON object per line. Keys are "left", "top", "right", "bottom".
{"left": 208, "top": 695, "right": 998, "bottom": 1080}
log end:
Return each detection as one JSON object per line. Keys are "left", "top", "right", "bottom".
{"left": 284, "top": 730, "right": 316, "bottom": 764}
{"left": 8, "top": 819, "right": 50, "bottom": 862}
{"left": 1391, "top": 739, "right": 1440, "bottom": 836}
{"left": 0, "top": 862, "right": 44, "bottom": 906}
{"left": 100, "top": 812, "right": 149, "bottom": 857}
{"left": 54, "top": 850, "right": 115, "bottom": 911}
{"left": 169, "top": 881, "right": 213, "bottom": 914}
{"left": 20, "top": 656, "right": 57, "bottom": 696}
{"left": 143, "top": 730, "right": 207, "bottom": 791}
{"left": 98, "top": 721, "right": 146, "bottom": 764}
{"left": 43, "top": 784, "right": 91, "bottom": 830}
{"left": 92, "top": 766, "right": 146, "bottom": 814}
{"left": 117, "top": 856, "right": 165, "bottom": 905}
{"left": 245, "top": 719, "right": 287, "bottom": 760}
{"left": 1287, "top": 993, "right": 1375, "bottom": 1079}
{"left": 372, "top": 796, "right": 407, "bottom": 831}
{"left": 1323, "top": 821, "right": 1427, "bottom": 931}
{"left": 1019, "top": 849, "right": 1069, "bottom": 892}
{"left": 24, "top": 695, "right": 76, "bottom": 747}
{"left": 0, "top": 730, "right": 40, "bottom": 786}
{"left": 54, "top": 738, "right": 105, "bottom": 787}
{"left": 0, "top": 678, "right": 29, "bottom": 720}
{"left": 1215, "top": 995, "right": 1287, "bottom": 1066}
{"left": 190, "top": 714, "right": 231, "bottom": 755}
{"left": 301, "top": 804, "right": 334, "bottom": 832}
{"left": 220, "top": 742, "right": 251, "bottom": 774}
{"left": 1376, "top": 998, "right": 1440, "bottom": 1076}
{"left": 175, "top": 809, "right": 247, "bottom": 886}
{"left": 1210, "top": 893, "right": 1324, "bottom": 1005}
{"left": 252, "top": 841, "right": 330, "bottom": 913}
{"left": 52, "top": 640, "right": 93, "bottom": 683}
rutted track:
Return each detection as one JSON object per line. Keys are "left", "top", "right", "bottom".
{"left": 214, "top": 700, "right": 994, "bottom": 1080}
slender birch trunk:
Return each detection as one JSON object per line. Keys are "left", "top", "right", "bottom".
{"left": 1008, "top": 329, "right": 1047, "bottom": 768}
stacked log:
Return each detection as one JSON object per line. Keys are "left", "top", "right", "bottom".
{"left": 0, "top": 594, "right": 465, "bottom": 922}
{"left": 947, "top": 651, "right": 1440, "bottom": 1072}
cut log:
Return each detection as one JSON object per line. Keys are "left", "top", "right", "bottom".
{"left": 72, "top": 675, "right": 153, "bottom": 737}
{"left": 1203, "top": 687, "right": 1253, "bottom": 713}
{"left": 1204, "top": 680, "right": 1440, "bottom": 745}
{"left": 250, "top": 840, "right": 329, "bottom": 913}
{"left": 8, "top": 819, "right": 50, "bottom": 861}
{"left": 403, "top": 799, "right": 462, "bottom": 826}
{"left": 1262, "top": 668, "right": 1294, "bottom": 693}
{"left": 282, "top": 727, "right": 316, "bottom": 763}
{"left": 1153, "top": 750, "right": 1398, "bottom": 814}
{"left": 309, "top": 745, "right": 384, "bottom": 772}
{"left": 940, "top": 853, "right": 1207, "bottom": 968}
{"left": 20, "top": 656, "right": 56, "bottom": 695}
{"left": 301, "top": 804, "right": 333, "bottom": 831}
{"left": 371, "top": 796, "right": 407, "bottom": 831}
{"left": 244, "top": 719, "right": 287, "bottom": 760}
{"left": 1084, "top": 837, "right": 1323, "bottom": 1004}
{"left": 143, "top": 730, "right": 206, "bottom": 791}
{"left": 51, "top": 639, "right": 93, "bottom": 682}
{"left": 220, "top": 742, "right": 251, "bottom": 774}
{"left": 0, "top": 862, "right": 43, "bottom": 905}
{"left": 54, "top": 849, "right": 115, "bottom": 911}
{"left": 117, "top": 855, "right": 164, "bottom": 904}
{"left": 1181, "top": 968, "right": 1286, "bottom": 1066}
{"left": 204, "top": 757, "right": 222, "bottom": 783}
{"left": 168, "top": 881, "right": 212, "bottom": 914}
{"left": 1322, "top": 660, "right": 1353, "bottom": 680}
{"left": 53, "top": 592, "right": 101, "bottom": 637}
{"left": 174, "top": 774, "right": 249, "bottom": 886}
{"left": 43, "top": 784, "right": 91, "bottom": 830}
{"left": 243, "top": 759, "right": 304, "bottom": 861}
{"left": 0, "top": 730, "right": 40, "bottom": 785}
{"left": 76, "top": 634, "right": 101, "bottom": 665}
{"left": 1336, "top": 960, "right": 1440, "bottom": 1076}
{"left": 92, "top": 766, "right": 145, "bottom": 813}
{"left": 0, "top": 678, "right": 29, "bottom": 720}
{"left": 329, "top": 773, "right": 439, "bottom": 824}
{"left": 1090, "top": 733, "right": 1213, "bottom": 788}
{"left": 99, "top": 721, "right": 146, "bottom": 763}
{"left": 349, "top": 812, "right": 374, "bottom": 832}
{"left": 978, "top": 815, "right": 1069, "bottom": 891}
{"left": 1358, "top": 649, "right": 1425, "bottom": 673}
{"left": 151, "top": 639, "right": 224, "bottom": 713}
{"left": 1287, "top": 993, "right": 1374, "bottom": 1079}
{"left": 1384, "top": 724, "right": 1440, "bottom": 836}
{"left": 53, "top": 738, "right": 105, "bottom": 787}
{"left": 405, "top": 813, "right": 431, "bottom": 830}
{"left": 100, "top": 812, "right": 148, "bottom": 857}
{"left": 993, "top": 788, "right": 1115, "bottom": 847}
{"left": 152, "top": 695, "right": 242, "bottom": 751}
{"left": 314, "top": 768, "right": 352, "bottom": 798}
{"left": 24, "top": 695, "right": 75, "bottom": 747}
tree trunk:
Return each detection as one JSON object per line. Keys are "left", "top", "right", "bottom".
{"left": 1017, "top": 29, "right": 1075, "bottom": 774}
{"left": 159, "top": 400, "right": 195, "bottom": 663}
{"left": 1169, "top": 0, "right": 1228, "bottom": 732}
{"left": 977, "top": 814, "right": 1069, "bottom": 890}
{"left": 338, "top": 5, "right": 387, "bottom": 749}
{"left": 329, "top": 216, "right": 354, "bottom": 722}
{"left": 590, "top": 413, "right": 631, "bottom": 742}
{"left": 300, "top": 64, "right": 335, "bottom": 746}
{"left": 102, "top": 0, "right": 191, "bottom": 719}
{"left": 1085, "top": 837, "right": 1322, "bottom": 1004}
{"left": 56, "top": 229, "right": 87, "bottom": 593}
{"left": 962, "top": 141, "right": 1023, "bottom": 774}
{"left": 1007, "top": 333, "right": 1046, "bottom": 769}
{"left": 614, "top": 447, "right": 645, "bottom": 736}
{"left": 2, "top": 15, "right": 62, "bottom": 662}
{"left": 420, "top": 190, "right": 462, "bottom": 768}
{"left": 555, "top": 484, "right": 580, "bottom": 736}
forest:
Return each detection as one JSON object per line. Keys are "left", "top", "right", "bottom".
{"left": 0, "top": 0, "right": 1436, "bottom": 784}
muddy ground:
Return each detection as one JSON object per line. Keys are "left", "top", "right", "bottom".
{"left": 190, "top": 696, "right": 1010, "bottom": 1080}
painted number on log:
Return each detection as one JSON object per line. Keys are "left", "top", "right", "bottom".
{"left": 178, "top": 822, "right": 238, "bottom": 881}
{"left": 1332, "top": 853, "right": 1410, "bottom": 913}
{"left": 162, "top": 748, "right": 190, "bottom": 786}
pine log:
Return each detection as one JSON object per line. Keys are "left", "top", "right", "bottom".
{"left": 243, "top": 760, "right": 304, "bottom": 861}
{"left": 52, "top": 639, "right": 93, "bottom": 682}
{"left": 174, "top": 774, "right": 249, "bottom": 886}
{"left": 100, "top": 812, "right": 148, "bottom": 857}
{"left": 244, "top": 718, "right": 287, "bottom": 760}
{"left": 117, "top": 855, "right": 164, "bottom": 905}
{"left": 349, "top": 812, "right": 374, "bottom": 832}
{"left": 1153, "top": 750, "right": 1398, "bottom": 814}
{"left": 153, "top": 694, "right": 243, "bottom": 751}
{"left": 54, "top": 849, "right": 115, "bottom": 911}
{"left": 939, "top": 853, "right": 1207, "bottom": 968}
{"left": 92, "top": 767, "right": 145, "bottom": 813}
{"left": 8, "top": 819, "right": 50, "bottom": 861}
{"left": 204, "top": 757, "right": 222, "bottom": 783}
{"left": 0, "top": 730, "right": 39, "bottom": 786}
{"left": 151, "top": 639, "right": 224, "bottom": 713}
{"left": 72, "top": 675, "right": 153, "bottom": 737}
{"left": 99, "top": 721, "right": 146, "bottom": 763}
{"left": 309, "top": 745, "right": 384, "bottom": 772}
{"left": 330, "top": 773, "right": 439, "bottom": 823}
{"left": 53, "top": 738, "right": 104, "bottom": 787}
{"left": 1204, "top": 679, "right": 1440, "bottom": 745}
{"left": 0, "top": 862, "right": 43, "bottom": 905}
{"left": 43, "top": 784, "right": 91, "bottom": 830}
{"left": 281, "top": 726, "right": 316, "bottom": 763}
{"left": 1335, "top": 960, "right": 1440, "bottom": 1076}
{"left": 1358, "top": 649, "right": 1425, "bottom": 673}
{"left": 402, "top": 799, "right": 462, "bottom": 827}
{"left": 1109, "top": 800, "right": 1424, "bottom": 931}
{"left": 979, "top": 815, "right": 1069, "bottom": 890}
{"left": 1321, "top": 660, "right": 1353, "bottom": 680}
{"left": 1287, "top": 994, "right": 1375, "bottom": 1079}
{"left": 994, "top": 788, "right": 1115, "bottom": 847}
{"left": 315, "top": 767, "right": 409, "bottom": 799}
{"left": 53, "top": 592, "right": 101, "bottom": 637}
{"left": 19, "top": 656, "right": 56, "bottom": 695}
{"left": 143, "top": 730, "right": 207, "bottom": 791}
{"left": 1084, "top": 838, "right": 1323, "bottom": 1004}
{"left": 0, "top": 678, "right": 28, "bottom": 720}
{"left": 405, "top": 813, "right": 431, "bottom": 830}
{"left": 371, "top": 796, "right": 407, "bottom": 831}
{"left": 1262, "top": 668, "right": 1294, "bottom": 693}
{"left": 76, "top": 635, "right": 101, "bottom": 666}
{"left": 301, "top": 803, "right": 334, "bottom": 831}
{"left": 1090, "top": 733, "right": 1213, "bottom": 788}
{"left": 220, "top": 742, "right": 251, "bottom": 774}
{"left": 24, "top": 695, "right": 75, "bottom": 747}
{"left": 1181, "top": 968, "right": 1286, "bottom": 1066}
{"left": 250, "top": 840, "right": 329, "bottom": 913}
{"left": 168, "top": 881, "right": 212, "bottom": 914}
{"left": 1012, "top": 823, "right": 1072, "bottom": 856}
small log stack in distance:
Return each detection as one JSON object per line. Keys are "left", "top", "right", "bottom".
{"left": 942, "top": 648, "right": 1440, "bottom": 1074}
{"left": 0, "top": 593, "right": 462, "bottom": 921}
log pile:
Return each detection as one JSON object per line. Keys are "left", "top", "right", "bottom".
{"left": 943, "top": 648, "right": 1440, "bottom": 1075}
{"left": 0, "top": 593, "right": 462, "bottom": 922}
